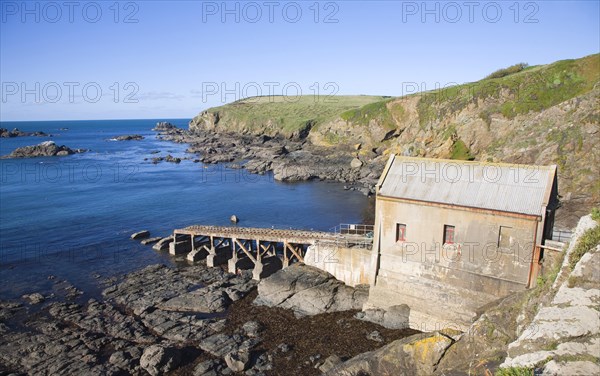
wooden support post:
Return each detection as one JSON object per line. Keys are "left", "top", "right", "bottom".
{"left": 256, "top": 239, "right": 261, "bottom": 262}
{"left": 283, "top": 241, "right": 289, "bottom": 268}
{"left": 228, "top": 237, "right": 239, "bottom": 274}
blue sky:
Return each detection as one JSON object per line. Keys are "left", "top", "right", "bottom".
{"left": 1, "top": 0, "right": 598, "bottom": 121}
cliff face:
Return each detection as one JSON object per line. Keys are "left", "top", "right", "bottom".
{"left": 190, "top": 54, "right": 600, "bottom": 228}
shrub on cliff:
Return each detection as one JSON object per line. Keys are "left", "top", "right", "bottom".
{"left": 485, "top": 63, "right": 529, "bottom": 79}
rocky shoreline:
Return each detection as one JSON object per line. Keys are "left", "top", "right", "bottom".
{"left": 0, "top": 260, "right": 419, "bottom": 375}
{"left": 153, "top": 122, "right": 383, "bottom": 196}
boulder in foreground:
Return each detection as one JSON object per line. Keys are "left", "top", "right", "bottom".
{"left": 253, "top": 263, "right": 368, "bottom": 317}
{"left": 325, "top": 332, "right": 453, "bottom": 376}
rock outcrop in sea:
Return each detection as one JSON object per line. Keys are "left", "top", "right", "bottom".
{"left": 1, "top": 141, "right": 87, "bottom": 159}
{"left": 110, "top": 134, "right": 144, "bottom": 141}
{"left": 0, "top": 127, "right": 49, "bottom": 137}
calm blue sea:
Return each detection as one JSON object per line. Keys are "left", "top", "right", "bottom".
{"left": 0, "top": 119, "right": 369, "bottom": 299}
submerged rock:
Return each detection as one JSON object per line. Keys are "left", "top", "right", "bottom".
{"left": 165, "top": 154, "right": 181, "bottom": 163}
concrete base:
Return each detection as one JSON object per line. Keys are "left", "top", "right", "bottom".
{"left": 228, "top": 257, "right": 238, "bottom": 274}
{"left": 187, "top": 247, "right": 208, "bottom": 262}
{"left": 305, "top": 244, "right": 372, "bottom": 287}
{"left": 366, "top": 273, "right": 500, "bottom": 331}
{"left": 228, "top": 256, "right": 255, "bottom": 274}
{"left": 169, "top": 241, "right": 192, "bottom": 255}
{"left": 206, "top": 252, "right": 227, "bottom": 267}
{"left": 252, "top": 256, "right": 283, "bottom": 280}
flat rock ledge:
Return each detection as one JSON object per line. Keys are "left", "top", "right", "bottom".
{"left": 0, "top": 263, "right": 263, "bottom": 375}
{"left": 253, "top": 263, "right": 369, "bottom": 317}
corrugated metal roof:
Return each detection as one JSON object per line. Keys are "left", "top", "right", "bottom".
{"left": 378, "top": 156, "right": 556, "bottom": 216}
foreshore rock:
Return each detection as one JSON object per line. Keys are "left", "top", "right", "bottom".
{"left": 254, "top": 263, "right": 369, "bottom": 317}
{"left": 0, "top": 257, "right": 426, "bottom": 375}
{"left": 1, "top": 141, "right": 86, "bottom": 159}
{"left": 0, "top": 127, "right": 49, "bottom": 137}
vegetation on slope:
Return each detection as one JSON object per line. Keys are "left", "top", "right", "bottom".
{"left": 568, "top": 209, "right": 600, "bottom": 269}
{"left": 416, "top": 53, "right": 599, "bottom": 124}
{"left": 485, "top": 63, "right": 529, "bottom": 79}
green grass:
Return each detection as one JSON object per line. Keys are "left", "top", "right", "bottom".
{"left": 451, "top": 139, "right": 475, "bottom": 160}
{"left": 568, "top": 220, "right": 600, "bottom": 270}
{"left": 202, "top": 95, "right": 389, "bottom": 134}
{"left": 495, "top": 366, "right": 534, "bottom": 376}
{"left": 592, "top": 208, "right": 600, "bottom": 221}
{"left": 340, "top": 98, "right": 396, "bottom": 130}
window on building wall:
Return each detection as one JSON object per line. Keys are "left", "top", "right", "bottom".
{"left": 443, "top": 225, "right": 455, "bottom": 244}
{"left": 396, "top": 223, "right": 406, "bottom": 242}
{"left": 498, "top": 226, "right": 514, "bottom": 249}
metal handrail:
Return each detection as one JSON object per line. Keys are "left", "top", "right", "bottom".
{"left": 330, "top": 223, "right": 374, "bottom": 236}
{"left": 318, "top": 223, "right": 375, "bottom": 250}
{"left": 552, "top": 230, "right": 572, "bottom": 243}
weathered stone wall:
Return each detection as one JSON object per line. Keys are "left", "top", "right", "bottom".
{"left": 376, "top": 198, "right": 539, "bottom": 293}
{"left": 304, "top": 244, "right": 372, "bottom": 287}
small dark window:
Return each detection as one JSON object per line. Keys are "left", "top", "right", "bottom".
{"left": 443, "top": 225, "right": 455, "bottom": 244}
{"left": 498, "top": 226, "right": 514, "bottom": 249}
{"left": 396, "top": 224, "right": 406, "bottom": 242}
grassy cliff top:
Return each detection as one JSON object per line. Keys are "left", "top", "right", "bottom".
{"left": 196, "top": 54, "right": 598, "bottom": 133}
{"left": 201, "top": 95, "right": 392, "bottom": 132}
